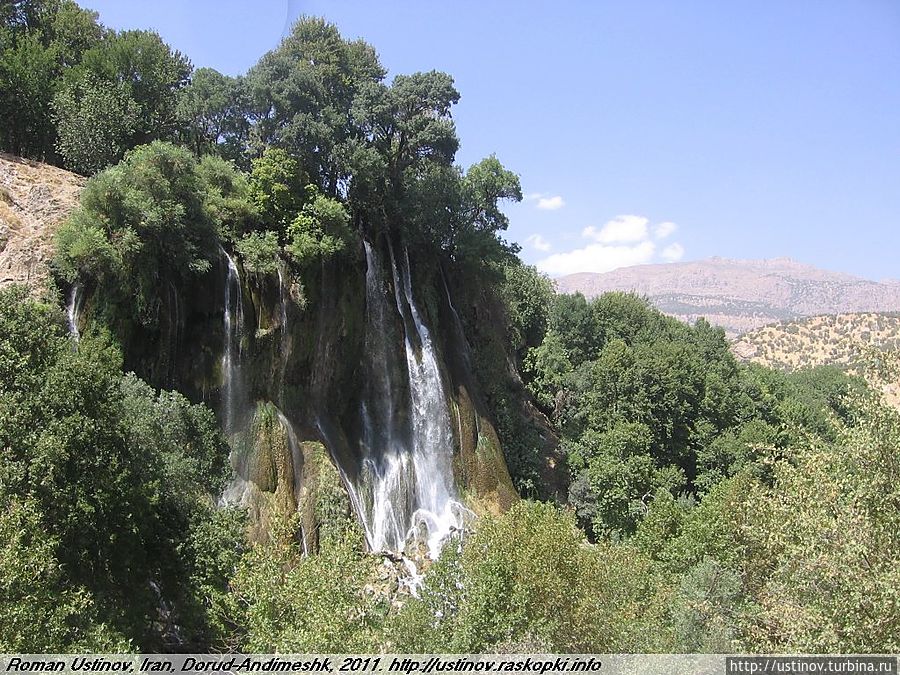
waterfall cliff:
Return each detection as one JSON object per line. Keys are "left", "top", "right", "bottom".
{"left": 347, "top": 241, "right": 467, "bottom": 556}
{"left": 66, "top": 232, "right": 520, "bottom": 556}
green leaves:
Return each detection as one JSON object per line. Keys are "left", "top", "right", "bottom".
{"left": 248, "top": 17, "right": 384, "bottom": 193}
{"left": 55, "top": 141, "right": 252, "bottom": 328}
{"left": 0, "top": 287, "right": 239, "bottom": 650}
{"left": 285, "top": 191, "right": 351, "bottom": 265}
{"left": 52, "top": 71, "right": 139, "bottom": 174}
{"left": 177, "top": 67, "right": 250, "bottom": 161}
{"left": 392, "top": 502, "right": 663, "bottom": 652}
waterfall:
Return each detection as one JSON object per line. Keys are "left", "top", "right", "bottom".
{"left": 221, "top": 249, "right": 244, "bottom": 434}
{"left": 277, "top": 265, "right": 291, "bottom": 397}
{"left": 66, "top": 283, "right": 84, "bottom": 340}
{"left": 355, "top": 240, "right": 467, "bottom": 558}
{"left": 394, "top": 246, "right": 466, "bottom": 556}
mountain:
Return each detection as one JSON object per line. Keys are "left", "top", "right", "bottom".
{"left": 555, "top": 257, "right": 900, "bottom": 336}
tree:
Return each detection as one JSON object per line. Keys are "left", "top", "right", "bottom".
{"left": 0, "top": 0, "right": 106, "bottom": 161}
{"left": 248, "top": 17, "right": 385, "bottom": 194}
{"left": 391, "top": 501, "right": 663, "bottom": 652}
{"left": 52, "top": 71, "right": 139, "bottom": 174}
{"left": 448, "top": 156, "right": 523, "bottom": 260}
{"left": 228, "top": 527, "right": 381, "bottom": 652}
{"left": 285, "top": 189, "right": 351, "bottom": 265}
{"left": 353, "top": 70, "right": 460, "bottom": 208}
{"left": 78, "top": 29, "right": 192, "bottom": 146}
{"left": 177, "top": 67, "right": 250, "bottom": 161}
{"left": 54, "top": 141, "right": 252, "bottom": 327}
{"left": 0, "top": 31, "right": 58, "bottom": 157}
{"left": 0, "top": 286, "right": 242, "bottom": 649}
{"left": 248, "top": 147, "right": 307, "bottom": 230}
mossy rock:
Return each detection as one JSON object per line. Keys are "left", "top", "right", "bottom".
{"left": 450, "top": 383, "right": 518, "bottom": 515}
{"left": 296, "top": 441, "right": 363, "bottom": 552}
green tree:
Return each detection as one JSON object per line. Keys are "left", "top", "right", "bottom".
{"left": 52, "top": 71, "right": 139, "bottom": 173}
{"left": 285, "top": 189, "right": 351, "bottom": 265}
{"left": 78, "top": 29, "right": 191, "bottom": 145}
{"left": 55, "top": 141, "right": 252, "bottom": 328}
{"left": 0, "top": 0, "right": 106, "bottom": 160}
{"left": 177, "top": 67, "right": 250, "bottom": 161}
{"left": 228, "top": 526, "right": 381, "bottom": 652}
{"left": 0, "top": 31, "right": 58, "bottom": 157}
{"left": 249, "top": 17, "right": 385, "bottom": 194}
{"left": 392, "top": 501, "right": 664, "bottom": 652}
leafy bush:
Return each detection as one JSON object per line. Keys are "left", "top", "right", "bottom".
{"left": 392, "top": 501, "right": 664, "bottom": 652}
{"left": 54, "top": 141, "right": 252, "bottom": 327}
{"left": 235, "top": 231, "right": 279, "bottom": 275}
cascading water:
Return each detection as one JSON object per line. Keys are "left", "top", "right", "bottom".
{"left": 219, "top": 248, "right": 252, "bottom": 509}
{"left": 394, "top": 246, "right": 467, "bottom": 555}
{"left": 66, "top": 283, "right": 84, "bottom": 340}
{"left": 354, "top": 240, "right": 467, "bottom": 558}
{"left": 221, "top": 249, "right": 244, "bottom": 434}
{"left": 277, "top": 265, "right": 291, "bottom": 397}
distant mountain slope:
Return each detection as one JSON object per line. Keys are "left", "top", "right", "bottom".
{"left": 0, "top": 153, "right": 84, "bottom": 293}
{"left": 731, "top": 312, "right": 900, "bottom": 408}
{"left": 555, "top": 257, "right": 900, "bottom": 336}
{"left": 731, "top": 312, "right": 900, "bottom": 369}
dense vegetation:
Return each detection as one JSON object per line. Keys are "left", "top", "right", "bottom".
{"left": 2, "top": 0, "right": 898, "bottom": 654}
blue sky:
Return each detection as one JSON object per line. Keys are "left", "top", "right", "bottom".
{"left": 80, "top": 1, "right": 900, "bottom": 280}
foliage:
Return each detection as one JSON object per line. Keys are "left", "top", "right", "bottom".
{"left": 0, "top": 2, "right": 189, "bottom": 171}
{"left": 235, "top": 230, "right": 279, "bottom": 275}
{"left": 522, "top": 291, "right": 869, "bottom": 539}
{"left": 54, "top": 141, "right": 252, "bottom": 327}
{"left": 0, "top": 30, "right": 59, "bottom": 158}
{"left": 286, "top": 190, "right": 352, "bottom": 265}
{"left": 495, "top": 261, "right": 553, "bottom": 355}
{"left": 177, "top": 67, "right": 250, "bottom": 161}
{"left": 52, "top": 71, "right": 139, "bottom": 173}
{"left": 739, "top": 387, "right": 900, "bottom": 652}
{"left": 77, "top": 28, "right": 191, "bottom": 145}
{"left": 0, "top": 286, "right": 239, "bottom": 650}
{"left": 392, "top": 501, "right": 664, "bottom": 652}
{"left": 247, "top": 147, "right": 307, "bottom": 230}
{"left": 228, "top": 526, "right": 382, "bottom": 652}
{"left": 248, "top": 17, "right": 384, "bottom": 194}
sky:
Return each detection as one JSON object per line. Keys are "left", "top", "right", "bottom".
{"left": 79, "top": 1, "right": 900, "bottom": 280}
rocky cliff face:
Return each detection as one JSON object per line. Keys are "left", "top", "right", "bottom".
{"left": 0, "top": 153, "right": 83, "bottom": 292}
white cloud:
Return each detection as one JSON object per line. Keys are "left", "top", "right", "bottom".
{"left": 535, "top": 214, "right": 685, "bottom": 276}
{"left": 537, "top": 195, "right": 565, "bottom": 210}
{"left": 525, "top": 192, "right": 566, "bottom": 211}
{"left": 582, "top": 215, "right": 649, "bottom": 244}
{"left": 661, "top": 242, "right": 685, "bottom": 262}
{"left": 654, "top": 221, "right": 677, "bottom": 239}
{"left": 525, "top": 234, "right": 552, "bottom": 252}
{"left": 537, "top": 241, "right": 656, "bottom": 276}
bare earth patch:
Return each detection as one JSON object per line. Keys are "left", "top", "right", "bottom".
{"left": 0, "top": 153, "right": 84, "bottom": 293}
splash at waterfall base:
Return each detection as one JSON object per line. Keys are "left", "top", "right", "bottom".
{"left": 214, "top": 238, "right": 518, "bottom": 565}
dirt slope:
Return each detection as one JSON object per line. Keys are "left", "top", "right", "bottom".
{"left": 0, "top": 153, "right": 84, "bottom": 293}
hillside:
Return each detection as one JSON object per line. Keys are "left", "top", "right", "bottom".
{"left": 556, "top": 257, "right": 900, "bottom": 336}
{"left": 731, "top": 312, "right": 900, "bottom": 407}
{"left": 0, "top": 153, "right": 84, "bottom": 292}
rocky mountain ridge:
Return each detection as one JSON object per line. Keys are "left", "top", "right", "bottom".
{"left": 556, "top": 257, "right": 900, "bottom": 336}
